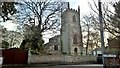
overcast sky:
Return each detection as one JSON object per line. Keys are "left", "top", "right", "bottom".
{"left": 1, "top": 0, "right": 117, "bottom": 31}
{"left": 0, "top": 0, "right": 119, "bottom": 43}
{"left": 68, "top": 0, "right": 119, "bottom": 16}
{"left": 67, "top": 0, "right": 91, "bottom": 15}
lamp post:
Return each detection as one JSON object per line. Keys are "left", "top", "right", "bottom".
{"left": 98, "top": 0, "right": 105, "bottom": 66}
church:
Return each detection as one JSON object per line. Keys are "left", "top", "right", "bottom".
{"left": 45, "top": 4, "right": 83, "bottom": 55}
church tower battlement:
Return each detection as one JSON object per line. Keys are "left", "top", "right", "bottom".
{"left": 61, "top": 3, "right": 83, "bottom": 55}
{"left": 63, "top": 2, "right": 80, "bottom": 14}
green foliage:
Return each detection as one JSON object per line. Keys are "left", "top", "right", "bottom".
{"left": 114, "top": 1, "right": 120, "bottom": 18}
{"left": 1, "top": 2, "right": 17, "bottom": 21}
{"left": 20, "top": 40, "right": 27, "bottom": 49}
{"left": 20, "top": 33, "right": 44, "bottom": 54}
{"left": 113, "top": 1, "right": 120, "bottom": 29}
{"left": 2, "top": 40, "right": 9, "bottom": 48}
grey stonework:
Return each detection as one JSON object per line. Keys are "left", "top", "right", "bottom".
{"left": 45, "top": 35, "right": 61, "bottom": 54}
{"left": 61, "top": 7, "right": 83, "bottom": 55}
{"left": 45, "top": 6, "right": 83, "bottom": 55}
{"left": 30, "top": 55, "right": 97, "bottom": 63}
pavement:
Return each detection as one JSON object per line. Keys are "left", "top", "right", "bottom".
{"left": 1, "top": 62, "right": 103, "bottom": 68}
{"left": 1, "top": 64, "right": 104, "bottom": 68}
{"left": 1, "top": 63, "right": 57, "bottom": 68}
{"left": 2, "top": 63, "right": 120, "bottom": 68}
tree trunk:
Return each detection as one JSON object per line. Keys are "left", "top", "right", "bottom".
{"left": 86, "top": 24, "right": 90, "bottom": 55}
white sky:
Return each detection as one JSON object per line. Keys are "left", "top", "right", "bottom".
{"left": 0, "top": 0, "right": 119, "bottom": 43}
{"left": 0, "top": 20, "right": 18, "bottom": 31}
{"left": 67, "top": 0, "right": 91, "bottom": 15}
{"left": 0, "top": 0, "right": 105, "bottom": 31}
{"left": 68, "top": 0, "right": 119, "bottom": 16}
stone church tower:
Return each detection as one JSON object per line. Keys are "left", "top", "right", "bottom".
{"left": 61, "top": 5, "right": 83, "bottom": 55}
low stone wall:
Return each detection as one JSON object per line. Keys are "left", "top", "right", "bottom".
{"left": 29, "top": 55, "right": 97, "bottom": 64}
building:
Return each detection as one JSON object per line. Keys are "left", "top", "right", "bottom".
{"left": 45, "top": 35, "right": 61, "bottom": 54}
{"left": 107, "top": 36, "right": 120, "bottom": 52}
{"left": 61, "top": 5, "right": 83, "bottom": 55}
{"left": 45, "top": 4, "right": 83, "bottom": 55}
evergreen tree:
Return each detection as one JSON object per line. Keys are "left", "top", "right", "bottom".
{"left": 1, "top": 2, "right": 17, "bottom": 21}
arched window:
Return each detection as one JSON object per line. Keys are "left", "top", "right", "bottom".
{"left": 73, "top": 15, "right": 76, "bottom": 22}
{"left": 54, "top": 45, "right": 58, "bottom": 50}
{"left": 74, "top": 48, "right": 78, "bottom": 54}
{"left": 73, "top": 34, "right": 77, "bottom": 44}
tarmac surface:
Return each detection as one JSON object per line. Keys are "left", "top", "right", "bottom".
{"left": 1, "top": 64, "right": 103, "bottom": 68}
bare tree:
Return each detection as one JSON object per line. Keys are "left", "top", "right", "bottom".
{"left": 16, "top": 0, "right": 68, "bottom": 54}
{"left": 82, "top": 14, "right": 101, "bottom": 55}
{"left": 82, "top": 15, "right": 93, "bottom": 55}
{"left": 88, "top": 0, "right": 120, "bottom": 37}
{"left": 2, "top": 28, "right": 22, "bottom": 48}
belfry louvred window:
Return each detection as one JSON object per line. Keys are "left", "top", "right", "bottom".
{"left": 73, "top": 15, "right": 76, "bottom": 22}
{"left": 73, "top": 34, "right": 77, "bottom": 44}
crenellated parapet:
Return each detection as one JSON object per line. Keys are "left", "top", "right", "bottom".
{"left": 69, "top": 8, "right": 78, "bottom": 12}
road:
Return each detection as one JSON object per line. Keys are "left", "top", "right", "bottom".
{"left": 42, "top": 64, "right": 103, "bottom": 68}
{"left": 2, "top": 64, "right": 103, "bottom": 68}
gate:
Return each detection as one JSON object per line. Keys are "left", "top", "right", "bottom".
{"left": 2, "top": 48, "right": 28, "bottom": 64}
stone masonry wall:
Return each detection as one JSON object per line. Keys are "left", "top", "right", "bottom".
{"left": 29, "top": 55, "right": 97, "bottom": 63}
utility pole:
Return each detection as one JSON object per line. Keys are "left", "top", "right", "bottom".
{"left": 0, "top": 1, "right": 2, "bottom": 16}
{"left": 98, "top": 0, "right": 105, "bottom": 66}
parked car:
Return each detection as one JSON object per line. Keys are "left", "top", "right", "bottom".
{"left": 97, "top": 54, "right": 103, "bottom": 64}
